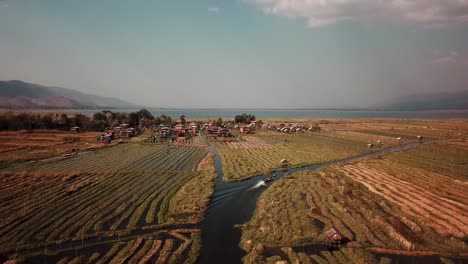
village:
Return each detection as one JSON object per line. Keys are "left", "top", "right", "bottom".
{"left": 82, "top": 115, "right": 293, "bottom": 144}
{"left": 91, "top": 115, "right": 323, "bottom": 145}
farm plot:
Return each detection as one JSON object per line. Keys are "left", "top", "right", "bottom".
{"left": 384, "top": 140, "right": 468, "bottom": 180}
{"left": 338, "top": 142, "right": 468, "bottom": 240}
{"left": 4, "top": 143, "right": 208, "bottom": 174}
{"left": 321, "top": 119, "right": 468, "bottom": 140}
{"left": 0, "top": 171, "right": 198, "bottom": 247}
{"left": 243, "top": 245, "right": 380, "bottom": 264}
{"left": 224, "top": 136, "right": 274, "bottom": 149}
{"left": 0, "top": 140, "right": 215, "bottom": 263}
{"left": 241, "top": 168, "right": 466, "bottom": 261}
{"left": 173, "top": 136, "right": 206, "bottom": 147}
{"left": 210, "top": 132, "right": 372, "bottom": 181}
{"left": 0, "top": 130, "right": 103, "bottom": 167}
{"left": 15, "top": 229, "right": 201, "bottom": 264}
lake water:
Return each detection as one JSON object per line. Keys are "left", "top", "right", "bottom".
{"left": 29, "top": 108, "right": 468, "bottom": 119}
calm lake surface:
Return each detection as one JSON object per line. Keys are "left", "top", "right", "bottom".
{"left": 26, "top": 108, "right": 468, "bottom": 119}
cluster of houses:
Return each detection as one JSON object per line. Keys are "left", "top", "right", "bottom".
{"left": 156, "top": 122, "right": 199, "bottom": 138}
{"left": 232, "top": 121, "right": 321, "bottom": 134}
{"left": 91, "top": 117, "right": 327, "bottom": 144}
{"left": 196, "top": 120, "right": 324, "bottom": 137}
{"left": 98, "top": 124, "right": 141, "bottom": 144}
{"left": 203, "top": 125, "right": 231, "bottom": 137}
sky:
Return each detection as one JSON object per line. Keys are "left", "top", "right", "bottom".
{"left": 1, "top": 0, "right": 467, "bottom": 108}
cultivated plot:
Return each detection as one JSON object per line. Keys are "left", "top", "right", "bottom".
{"left": 0, "top": 140, "right": 214, "bottom": 263}
{"left": 211, "top": 132, "right": 374, "bottom": 181}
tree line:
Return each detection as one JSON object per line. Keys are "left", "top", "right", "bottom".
{"left": 0, "top": 109, "right": 173, "bottom": 131}
{"left": 234, "top": 113, "right": 256, "bottom": 124}
{"left": 0, "top": 110, "right": 259, "bottom": 131}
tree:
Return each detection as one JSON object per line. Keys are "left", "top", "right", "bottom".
{"left": 136, "top": 109, "right": 154, "bottom": 127}
{"left": 93, "top": 112, "right": 107, "bottom": 122}
{"left": 128, "top": 112, "right": 140, "bottom": 127}
{"left": 58, "top": 113, "right": 71, "bottom": 130}
{"left": 159, "top": 114, "right": 172, "bottom": 126}
{"left": 137, "top": 109, "right": 154, "bottom": 120}
{"left": 216, "top": 117, "right": 223, "bottom": 127}
{"left": 41, "top": 114, "right": 55, "bottom": 129}
{"left": 234, "top": 113, "right": 255, "bottom": 124}
{"left": 180, "top": 115, "right": 186, "bottom": 125}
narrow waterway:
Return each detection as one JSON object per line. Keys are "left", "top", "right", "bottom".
{"left": 197, "top": 140, "right": 438, "bottom": 264}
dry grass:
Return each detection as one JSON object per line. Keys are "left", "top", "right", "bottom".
{"left": 167, "top": 153, "right": 217, "bottom": 223}
{"left": 18, "top": 229, "right": 202, "bottom": 264}
{"left": 0, "top": 137, "right": 211, "bottom": 263}
{"left": 211, "top": 131, "right": 373, "bottom": 182}
{"left": 242, "top": 166, "right": 466, "bottom": 262}
{"left": 0, "top": 130, "right": 104, "bottom": 167}
{"left": 338, "top": 141, "right": 468, "bottom": 239}
{"left": 241, "top": 124, "right": 468, "bottom": 263}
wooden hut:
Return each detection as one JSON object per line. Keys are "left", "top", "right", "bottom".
{"left": 280, "top": 158, "right": 289, "bottom": 168}
{"left": 324, "top": 227, "right": 343, "bottom": 249}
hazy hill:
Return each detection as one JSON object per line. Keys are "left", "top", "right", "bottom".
{"left": 388, "top": 90, "right": 468, "bottom": 111}
{"left": 0, "top": 80, "right": 138, "bottom": 109}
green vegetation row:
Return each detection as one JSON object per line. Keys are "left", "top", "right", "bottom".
{"left": 243, "top": 244, "right": 379, "bottom": 264}
{"left": 18, "top": 230, "right": 201, "bottom": 264}
{"left": 5, "top": 143, "right": 207, "bottom": 174}
{"left": 0, "top": 141, "right": 213, "bottom": 251}
{"left": 210, "top": 132, "right": 373, "bottom": 181}
{"left": 241, "top": 167, "right": 465, "bottom": 259}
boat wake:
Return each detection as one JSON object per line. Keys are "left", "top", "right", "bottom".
{"left": 249, "top": 180, "right": 266, "bottom": 190}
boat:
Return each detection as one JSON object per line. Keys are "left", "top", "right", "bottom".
{"left": 265, "top": 174, "right": 276, "bottom": 183}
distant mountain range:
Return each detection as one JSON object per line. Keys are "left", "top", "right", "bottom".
{"left": 387, "top": 90, "right": 468, "bottom": 111}
{"left": 0, "top": 80, "right": 139, "bottom": 109}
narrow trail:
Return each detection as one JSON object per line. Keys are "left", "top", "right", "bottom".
{"left": 197, "top": 139, "right": 437, "bottom": 264}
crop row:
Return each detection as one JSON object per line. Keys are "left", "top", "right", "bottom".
{"left": 241, "top": 168, "right": 465, "bottom": 257}
{"left": 5, "top": 143, "right": 208, "bottom": 174}
{"left": 211, "top": 133, "right": 372, "bottom": 181}
{"left": 224, "top": 136, "right": 274, "bottom": 149}
{"left": 385, "top": 141, "right": 468, "bottom": 180}
{"left": 340, "top": 163, "right": 468, "bottom": 239}
{"left": 16, "top": 229, "right": 201, "bottom": 264}
{"left": 243, "top": 245, "right": 379, "bottom": 264}
{"left": 0, "top": 170, "right": 201, "bottom": 248}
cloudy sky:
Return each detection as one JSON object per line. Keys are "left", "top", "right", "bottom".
{"left": 1, "top": 0, "right": 467, "bottom": 108}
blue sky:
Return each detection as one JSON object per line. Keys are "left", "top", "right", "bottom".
{"left": 1, "top": 0, "right": 467, "bottom": 108}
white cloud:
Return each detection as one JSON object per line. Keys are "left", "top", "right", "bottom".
{"left": 208, "top": 6, "right": 220, "bottom": 13}
{"left": 246, "top": 0, "right": 468, "bottom": 28}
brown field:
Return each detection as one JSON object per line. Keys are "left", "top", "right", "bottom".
{"left": 210, "top": 131, "right": 377, "bottom": 182}
{"left": 263, "top": 119, "right": 468, "bottom": 140}
{"left": 0, "top": 130, "right": 105, "bottom": 167}
{"left": 0, "top": 132, "right": 214, "bottom": 263}
{"left": 240, "top": 120, "right": 468, "bottom": 264}
{"left": 338, "top": 140, "right": 468, "bottom": 238}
